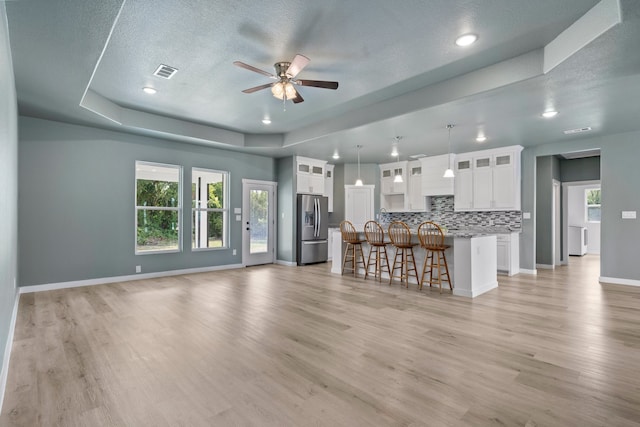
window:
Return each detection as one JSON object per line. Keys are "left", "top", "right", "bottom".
{"left": 192, "top": 168, "right": 229, "bottom": 249}
{"left": 586, "top": 188, "right": 601, "bottom": 222}
{"left": 135, "top": 161, "right": 182, "bottom": 254}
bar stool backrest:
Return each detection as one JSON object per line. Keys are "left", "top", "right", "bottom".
{"left": 340, "top": 220, "right": 359, "bottom": 243}
{"left": 388, "top": 221, "right": 412, "bottom": 246}
{"left": 417, "top": 221, "right": 445, "bottom": 248}
{"left": 364, "top": 221, "right": 385, "bottom": 245}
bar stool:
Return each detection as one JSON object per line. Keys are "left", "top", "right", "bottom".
{"left": 417, "top": 221, "right": 453, "bottom": 293}
{"left": 387, "top": 221, "right": 419, "bottom": 287}
{"left": 339, "top": 220, "right": 366, "bottom": 277}
{"left": 364, "top": 220, "right": 390, "bottom": 281}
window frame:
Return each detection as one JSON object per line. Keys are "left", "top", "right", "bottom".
{"left": 191, "top": 167, "right": 230, "bottom": 251}
{"left": 135, "top": 161, "right": 183, "bottom": 255}
{"left": 585, "top": 187, "right": 601, "bottom": 224}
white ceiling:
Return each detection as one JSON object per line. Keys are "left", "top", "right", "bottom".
{"left": 6, "top": 0, "right": 640, "bottom": 164}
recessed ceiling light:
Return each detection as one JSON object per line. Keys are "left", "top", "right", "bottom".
{"left": 262, "top": 118, "right": 271, "bottom": 125}
{"left": 455, "top": 33, "right": 478, "bottom": 47}
{"left": 142, "top": 87, "right": 157, "bottom": 94}
{"left": 476, "top": 135, "right": 487, "bottom": 143}
{"left": 332, "top": 150, "right": 340, "bottom": 160}
{"left": 542, "top": 110, "right": 558, "bottom": 118}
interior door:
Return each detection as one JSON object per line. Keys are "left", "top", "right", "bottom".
{"left": 242, "top": 180, "right": 276, "bottom": 266}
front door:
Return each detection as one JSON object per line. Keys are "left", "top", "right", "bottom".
{"left": 242, "top": 180, "right": 277, "bottom": 266}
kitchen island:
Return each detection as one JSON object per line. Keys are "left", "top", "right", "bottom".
{"left": 331, "top": 228, "right": 499, "bottom": 298}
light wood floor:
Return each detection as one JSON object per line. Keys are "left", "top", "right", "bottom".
{"left": 2, "top": 255, "right": 640, "bottom": 426}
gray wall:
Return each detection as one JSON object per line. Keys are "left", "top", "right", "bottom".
{"left": 276, "top": 156, "right": 295, "bottom": 262}
{"left": 329, "top": 163, "right": 345, "bottom": 227}
{"left": 535, "top": 155, "right": 560, "bottom": 266}
{"left": 521, "top": 130, "right": 640, "bottom": 281}
{"left": 0, "top": 2, "right": 19, "bottom": 393}
{"left": 560, "top": 156, "right": 600, "bottom": 182}
{"left": 18, "top": 117, "right": 276, "bottom": 287}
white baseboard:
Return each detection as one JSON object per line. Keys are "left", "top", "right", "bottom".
{"left": 275, "top": 260, "right": 297, "bottom": 267}
{"left": 519, "top": 268, "right": 538, "bottom": 275}
{"left": 536, "top": 264, "right": 554, "bottom": 270}
{"left": 19, "top": 264, "right": 244, "bottom": 294}
{"left": 453, "top": 281, "right": 498, "bottom": 298}
{"left": 0, "top": 292, "right": 20, "bottom": 414}
{"left": 599, "top": 276, "right": 640, "bottom": 287}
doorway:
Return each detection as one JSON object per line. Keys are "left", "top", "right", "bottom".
{"left": 242, "top": 180, "right": 277, "bottom": 266}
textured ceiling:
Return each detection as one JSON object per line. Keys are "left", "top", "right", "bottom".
{"left": 7, "top": 0, "right": 640, "bottom": 164}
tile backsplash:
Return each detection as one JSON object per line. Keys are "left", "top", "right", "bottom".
{"left": 379, "top": 196, "right": 521, "bottom": 230}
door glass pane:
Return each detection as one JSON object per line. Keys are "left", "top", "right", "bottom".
{"left": 476, "top": 158, "right": 491, "bottom": 168}
{"left": 250, "top": 189, "right": 269, "bottom": 254}
{"left": 458, "top": 160, "right": 470, "bottom": 170}
{"left": 496, "top": 155, "right": 511, "bottom": 166}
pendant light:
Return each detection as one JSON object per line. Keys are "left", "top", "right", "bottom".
{"left": 393, "top": 136, "right": 403, "bottom": 183}
{"left": 355, "top": 145, "right": 363, "bottom": 186}
{"left": 443, "top": 124, "right": 455, "bottom": 178}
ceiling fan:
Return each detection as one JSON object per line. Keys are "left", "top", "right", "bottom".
{"left": 233, "top": 54, "right": 339, "bottom": 104}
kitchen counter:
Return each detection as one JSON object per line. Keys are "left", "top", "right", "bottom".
{"left": 331, "top": 228, "right": 499, "bottom": 298}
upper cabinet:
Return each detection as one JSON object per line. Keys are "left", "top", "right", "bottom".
{"left": 296, "top": 156, "right": 326, "bottom": 195}
{"left": 380, "top": 161, "right": 408, "bottom": 195}
{"left": 379, "top": 160, "right": 409, "bottom": 211}
{"left": 420, "top": 154, "right": 455, "bottom": 196}
{"left": 408, "top": 160, "right": 425, "bottom": 211}
{"left": 324, "top": 164, "right": 334, "bottom": 212}
{"left": 454, "top": 146, "right": 523, "bottom": 211}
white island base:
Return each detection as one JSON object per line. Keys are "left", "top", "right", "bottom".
{"left": 331, "top": 230, "right": 498, "bottom": 298}
{"left": 452, "top": 235, "right": 498, "bottom": 298}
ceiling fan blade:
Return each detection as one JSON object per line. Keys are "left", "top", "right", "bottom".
{"left": 296, "top": 79, "right": 339, "bottom": 90}
{"left": 291, "top": 90, "right": 304, "bottom": 104}
{"left": 233, "top": 61, "right": 276, "bottom": 78}
{"left": 242, "top": 83, "right": 274, "bottom": 94}
{"left": 286, "top": 54, "right": 310, "bottom": 78}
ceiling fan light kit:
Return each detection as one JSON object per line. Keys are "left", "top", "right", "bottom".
{"left": 234, "top": 54, "right": 338, "bottom": 105}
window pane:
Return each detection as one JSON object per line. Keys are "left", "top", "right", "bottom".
{"left": 137, "top": 210, "right": 179, "bottom": 252}
{"left": 192, "top": 211, "right": 224, "bottom": 249}
{"left": 587, "top": 206, "right": 601, "bottom": 222}
{"left": 136, "top": 163, "right": 180, "bottom": 208}
{"left": 192, "top": 169, "right": 224, "bottom": 208}
{"left": 586, "top": 189, "right": 601, "bottom": 205}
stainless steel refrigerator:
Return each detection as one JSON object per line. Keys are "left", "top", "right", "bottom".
{"left": 297, "top": 194, "right": 329, "bottom": 265}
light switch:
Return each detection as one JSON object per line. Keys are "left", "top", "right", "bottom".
{"left": 235, "top": 215, "right": 241, "bottom": 221}
{"left": 523, "top": 212, "right": 531, "bottom": 219}
{"left": 234, "top": 208, "right": 242, "bottom": 214}
{"left": 621, "top": 211, "right": 637, "bottom": 219}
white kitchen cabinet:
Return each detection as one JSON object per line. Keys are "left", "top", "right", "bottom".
{"left": 345, "top": 185, "right": 375, "bottom": 231}
{"left": 296, "top": 156, "right": 326, "bottom": 195}
{"left": 408, "top": 161, "right": 426, "bottom": 211}
{"left": 324, "top": 164, "right": 335, "bottom": 212}
{"left": 420, "top": 154, "right": 455, "bottom": 196}
{"left": 454, "top": 146, "right": 522, "bottom": 211}
{"left": 454, "top": 158, "right": 473, "bottom": 211}
{"left": 379, "top": 161, "right": 409, "bottom": 211}
{"left": 496, "top": 232, "right": 520, "bottom": 276}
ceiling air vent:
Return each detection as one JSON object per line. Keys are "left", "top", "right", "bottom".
{"left": 153, "top": 64, "right": 178, "bottom": 79}
{"left": 563, "top": 126, "right": 592, "bottom": 135}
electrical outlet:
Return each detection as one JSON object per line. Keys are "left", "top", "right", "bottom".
{"left": 232, "top": 249, "right": 237, "bottom": 256}
{"left": 135, "top": 265, "right": 141, "bottom": 273}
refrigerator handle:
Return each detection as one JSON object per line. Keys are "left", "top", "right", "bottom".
{"left": 316, "top": 198, "right": 321, "bottom": 238}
